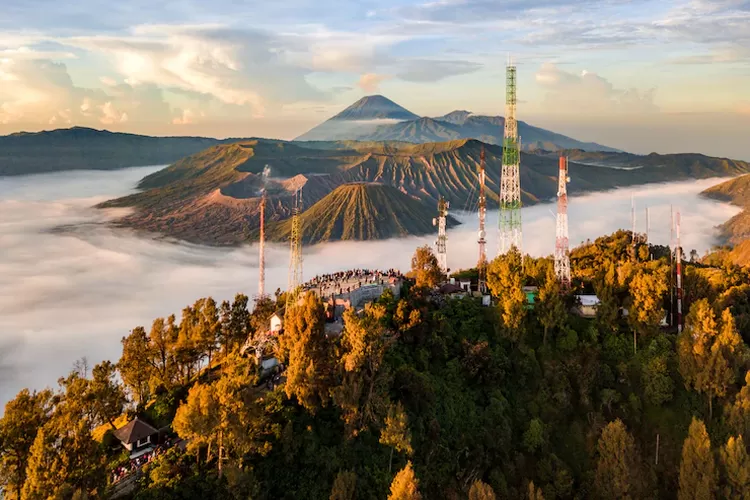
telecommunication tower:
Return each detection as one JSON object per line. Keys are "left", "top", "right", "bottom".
{"left": 285, "top": 188, "right": 303, "bottom": 314}
{"left": 499, "top": 56, "right": 522, "bottom": 255}
{"left": 676, "top": 210, "right": 683, "bottom": 333}
{"left": 433, "top": 197, "right": 449, "bottom": 273}
{"left": 478, "top": 147, "right": 488, "bottom": 292}
{"left": 554, "top": 155, "right": 571, "bottom": 290}
{"left": 257, "top": 166, "right": 271, "bottom": 300}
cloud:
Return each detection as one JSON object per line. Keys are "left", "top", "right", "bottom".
{"left": 0, "top": 169, "right": 739, "bottom": 410}
{"left": 357, "top": 73, "right": 389, "bottom": 92}
{"left": 535, "top": 63, "right": 658, "bottom": 115}
{"left": 172, "top": 108, "right": 197, "bottom": 125}
{"left": 396, "top": 59, "right": 482, "bottom": 82}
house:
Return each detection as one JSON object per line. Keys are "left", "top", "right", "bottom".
{"left": 459, "top": 280, "right": 472, "bottom": 293}
{"left": 523, "top": 286, "right": 539, "bottom": 309}
{"left": 112, "top": 417, "right": 159, "bottom": 459}
{"left": 575, "top": 295, "right": 601, "bottom": 318}
{"left": 269, "top": 310, "right": 284, "bottom": 333}
{"left": 439, "top": 283, "right": 467, "bottom": 299}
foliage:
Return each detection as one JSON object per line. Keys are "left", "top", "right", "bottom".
{"left": 678, "top": 418, "right": 717, "bottom": 500}
{"left": 720, "top": 435, "right": 750, "bottom": 499}
{"left": 388, "top": 461, "right": 422, "bottom": 500}
{"left": 469, "top": 479, "right": 496, "bottom": 500}
{"left": 594, "top": 419, "right": 642, "bottom": 499}
{"left": 408, "top": 246, "right": 445, "bottom": 289}
{"left": 330, "top": 470, "right": 357, "bottom": 500}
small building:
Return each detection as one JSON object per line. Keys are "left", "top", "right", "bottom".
{"left": 112, "top": 417, "right": 159, "bottom": 459}
{"left": 523, "top": 286, "right": 539, "bottom": 309}
{"left": 439, "top": 283, "right": 467, "bottom": 299}
{"left": 269, "top": 310, "right": 284, "bottom": 333}
{"left": 575, "top": 295, "right": 601, "bottom": 318}
{"left": 459, "top": 280, "right": 471, "bottom": 293}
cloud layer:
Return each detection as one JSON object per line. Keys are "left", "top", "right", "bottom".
{"left": 0, "top": 166, "right": 741, "bottom": 409}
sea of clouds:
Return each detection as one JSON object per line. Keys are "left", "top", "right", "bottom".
{"left": 0, "top": 167, "right": 742, "bottom": 409}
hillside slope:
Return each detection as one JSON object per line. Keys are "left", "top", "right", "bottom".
{"left": 102, "top": 139, "right": 750, "bottom": 246}
{"left": 702, "top": 174, "right": 750, "bottom": 250}
{"left": 0, "top": 127, "right": 241, "bottom": 176}
{"left": 264, "top": 183, "right": 458, "bottom": 244}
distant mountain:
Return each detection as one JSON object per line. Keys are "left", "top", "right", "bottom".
{"left": 102, "top": 138, "right": 750, "bottom": 246}
{"left": 264, "top": 183, "right": 459, "bottom": 244}
{"left": 0, "top": 127, "right": 242, "bottom": 176}
{"left": 295, "top": 97, "right": 618, "bottom": 152}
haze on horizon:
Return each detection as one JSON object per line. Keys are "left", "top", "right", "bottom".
{"left": 0, "top": 0, "right": 748, "bottom": 159}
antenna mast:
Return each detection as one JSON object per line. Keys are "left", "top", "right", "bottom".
{"left": 676, "top": 210, "right": 683, "bottom": 333}
{"left": 670, "top": 205, "right": 674, "bottom": 327}
{"left": 554, "top": 155, "right": 571, "bottom": 290}
{"left": 499, "top": 57, "right": 522, "bottom": 255}
{"left": 257, "top": 165, "right": 270, "bottom": 300}
{"left": 631, "top": 195, "right": 637, "bottom": 260}
{"left": 478, "top": 147, "right": 487, "bottom": 292}
{"left": 434, "top": 196, "right": 449, "bottom": 274}
{"left": 286, "top": 188, "right": 303, "bottom": 314}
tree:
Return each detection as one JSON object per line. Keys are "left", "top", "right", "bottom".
{"left": 330, "top": 470, "right": 357, "bottom": 500}
{"left": 173, "top": 383, "right": 221, "bottom": 463}
{"left": 720, "top": 435, "right": 750, "bottom": 499}
{"left": 522, "top": 418, "right": 546, "bottom": 454}
{"left": 594, "top": 419, "right": 641, "bottom": 499}
{"left": 678, "top": 417, "right": 717, "bottom": 500}
{"left": 469, "top": 479, "right": 496, "bottom": 500}
{"left": 336, "top": 303, "right": 395, "bottom": 433}
{"left": 228, "top": 294, "right": 251, "bottom": 350}
{"left": 119, "top": 326, "right": 152, "bottom": 404}
{"left": 148, "top": 316, "right": 177, "bottom": 392}
{"left": 282, "top": 293, "right": 334, "bottom": 413}
{"left": 388, "top": 461, "right": 421, "bottom": 500}
{"left": 626, "top": 265, "right": 668, "bottom": 352}
{"left": 196, "top": 297, "right": 220, "bottom": 367}
{"left": 408, "top": 246, "right": 444, "bottom": 289}
{"left": 594, "top": 263, "right": 620, "bottom": 335}
{"left": 642, "top": 355, "right": 674, "bottom": 406}
{"left": 250, "top": 295, "right": 276, "bottom": 336}
{"left": 0, "top": 389, "right": 52, "bottom": 499}
{"left": 537, "top": 265, "right": 566, "bottom": 347}
{"left": 527, "top": 481, "right": 545, "bottom": 500}
{"left": 678, "top": 300, "right": 741, "bottom": 418}
{"left": 89, "top": 361, "right": 127, "bottom": 429}
{"left": 380, "top": 402, "right": 413, "bottom": 473}
{"left": 728, "top": 372, "right": 750, "bottom": 438}
{"left": 487, "top": 247, "right": 526, "bottom": 342}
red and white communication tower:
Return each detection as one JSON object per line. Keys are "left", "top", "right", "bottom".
{"left": 554, "top": 155, "right": 571, "bottom": 290}
{"left": 478, "top": 147, "right": 488, "bottom": 293}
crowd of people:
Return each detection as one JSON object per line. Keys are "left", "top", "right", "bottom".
{"left": 111, "top": 437, "right": 176, "bottom": 484}
{"left": 303, "top": 268, "right": 403, "bottom": 297}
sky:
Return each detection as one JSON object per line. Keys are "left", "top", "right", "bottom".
{"left": 0, "top": 0, "right": 748, "bottom": 157}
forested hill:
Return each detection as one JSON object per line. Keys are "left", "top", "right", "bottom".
{"left": 702, "top": 173, "right": 750, "bottom": 266}
{"left": 3, "top": 234, "right": 750, "bottom": 498}
{"left": 0, "top": 127, "right": 254, "bottom": 176}
{"left": 100, "top": 138, "right": 750, "bottom": 246}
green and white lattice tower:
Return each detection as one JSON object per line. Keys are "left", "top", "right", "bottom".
{"left": 499, "top": 57, "right": 522, "bottom": 255}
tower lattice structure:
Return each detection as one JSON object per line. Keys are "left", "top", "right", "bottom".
{"left": 499, "top": 59, "right": 522, "bottom": 255}
{"left": 256, "top": 165, "right": 271, "bottom": 301}
{"left": 433, "top": 197, "right": 449, "bottom": 274}
{"left": 478, "top": 146, "right": 488, "bottom": 293}
{"left": 286, "top": 188, "right": 303, "bottom": 315}
{"left": 554, "top": 155, "right": 571, "bottom": 290}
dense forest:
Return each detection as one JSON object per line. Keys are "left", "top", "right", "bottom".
{"left": 2, "top": 230, "right": 750, "bottom": 499}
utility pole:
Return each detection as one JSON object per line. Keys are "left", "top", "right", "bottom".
{"left": 434, "top": 196, "right": 449, "bottom": 274}
{"left": 631, "top": 195, "right": 637, "bottom": 261}
{"left": 676, "top": 210, "right": 683, "bottom": 333}
{"left": 554, "top": 155, "right": 571, "bottom": 290}
{"left": 499, "top": 55, "right": 522, "bottom": 256}
{"left": 285, "top": 188, "right": 303, "bottom": 316}
{"left": 478, "top": 147, "right": 487, "bottom": 293}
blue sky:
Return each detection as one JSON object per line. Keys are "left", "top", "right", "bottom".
{"left": 0, "top": 0, "right": 748, "bottom": 157}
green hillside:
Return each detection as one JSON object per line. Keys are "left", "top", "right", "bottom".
{"left": 264, "top": 183, "right": 459, "bottom": 244}
{"left": 702, "top": 174, "right": 750, "bottom": 261}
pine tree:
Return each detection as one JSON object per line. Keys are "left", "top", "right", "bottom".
{"left": 469, "top": 479, "right": 496, "bottom": 500}
{"left": 330, "top": 470, "right": 357, "bottom": 500}
{"left": 728, "top": 372, "right": 750, "bottom": 438}
{"left": 527, "top": 481, "right": 545, "bottom": 500}
{"left": 594, "top": 419, "right": 641, "bottom": 499}
{"left": 487, "top": 247, "right": 526, "bottom": 342}
{"left": 88, "top": 361, "right": 127, "bottom": 429}
{"left": 408, "top": 246, "right": 444, "bottom": 289}
{"left": 678, "top": 417, "right": 717, "bottom": 500}
{"left": 537, "top": 265, "right": 566, "bottom": 347}
{"left": 388, "top": 461, "right": 422, "bottom": 500}
{"left": 118, "top": 326, "right": 152, "bottom": 404}
{"left": 720, "top": 435, "right": 750, "bottom": 499}
{"left": 380, "top": 402, "right": 413, "bottom": 473}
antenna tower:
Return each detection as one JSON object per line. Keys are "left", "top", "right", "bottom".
{"left": 257, "top": 165, "right": 271, "bottom": 300}
{"left": 433, "top": 197, "right": 449, "bottom": 274}
{"left": 499, "top": 57, "right": 522, "bottom": 255}
{"left": 554, "top": 155, "right": 571, "bottom": 290}
{"left": 478, "top": 147, "right": 487, "bottom": 292}
{"left": 631, "top": 195, "right": 637, "bottom": 260}
{"left": 286, "top": 188, "right": 303, "bottom": 314}
{"left": 676, "top": 210, "right": 683, "bottom": 333}
{"left": 670, "top": 205, "right": 674, "bottom": 327}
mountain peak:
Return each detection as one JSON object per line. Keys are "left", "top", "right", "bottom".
{"left": 434, "top": 110, "right": 473, "bottom": 125}
{"left": 331, "top": 95, "right": 420, "bottom": 121}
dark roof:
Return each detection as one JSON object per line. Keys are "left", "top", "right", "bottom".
{"left": 439, "top": 283, "right": 465, "bottom": 294}
{"left": 113, "top": 417, "right": 158, "bottom": 445}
